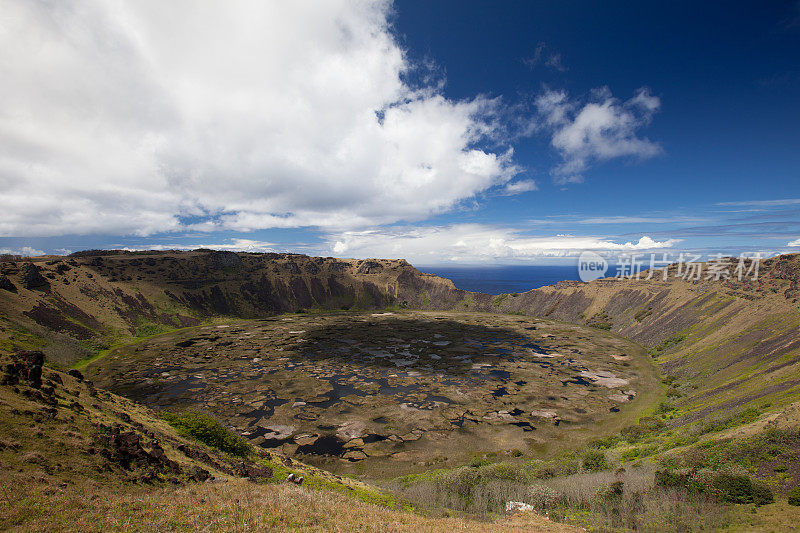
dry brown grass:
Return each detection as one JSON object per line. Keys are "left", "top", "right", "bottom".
{"left": 0, "top": 472, "right": 580, "bottom": 532}
{"left": 392, "top": 461, "right": 733, "bottom": 532}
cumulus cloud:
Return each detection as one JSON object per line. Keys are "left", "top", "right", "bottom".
{"left": 120, "top": 239, "right": 278, "bottom": 253}
{"left": 789, "top": 238, "right": 800, "bottom": 247}
{"left": 0, "top": 246, "right": 45, "bottom": 256}
{"left": 0, "top": 0, "right": 519, "bottom": 237}
{"left": 329, "top": 224, "right": 680, "bottom": 263}
{"left": 536, "top": 87, "right": 662, "bottom": 184}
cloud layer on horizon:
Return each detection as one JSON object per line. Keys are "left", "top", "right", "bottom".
{"left": 329, "top": 224, "right": 680, "bottom": 263}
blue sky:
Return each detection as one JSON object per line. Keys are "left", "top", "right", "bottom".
{"left": 1, "top": 1, "right": 799, "bottom": 264}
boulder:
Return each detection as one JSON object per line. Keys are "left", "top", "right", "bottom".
{"left": 505, "top": 501, "right": 535, "bottom": 513}
{"left": 21, "top": 263, "right": 48, "bottom": 290}
{"left": 147, "top": 442, "right": 180, "bottom": 472}
{"left": 67, "top": 369, "right": 84, "bottom": 382}
{"left": 0, "top": 275, "right": 16, "bottom": 292}
{"left": 112, "top": 430, "right": 151, "bottom": 468}
{"left": 236, "top": 461, "right": 273, "bottom": 481}
{"left": 2, "top": 350, "right": 45, "bottom": 389}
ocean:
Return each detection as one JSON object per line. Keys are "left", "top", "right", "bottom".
{"left": 417, "top": 265, "right": 582, "bottom": 295}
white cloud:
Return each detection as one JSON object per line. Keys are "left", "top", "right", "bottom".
{"left": 120, "top": 239, "right": 278, "bottom": 253}
{"left": 718, "top": 199, "right": 800, "bottom": 207}
{"left": 501, "top": 179, "right": 538, "bottom": 195}
{"left": 0, "top": 246, "right": 45, "bottom": 256}
{"left": 536, "top": 88, "right": 662, "bottom": 184}
{"left": 328, "top": 224, "right": 680, "bottom": 263}
{"left": 577, "top": 216, "right": 707, "bottom": 224}
{"left": 0, "top": 0, "right": 518, "bottom": 237}
{"left": 788, "top": 238, "right": 800, "bottom": 247}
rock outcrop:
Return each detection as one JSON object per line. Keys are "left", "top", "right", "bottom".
{"left": 2, "top": 350, "right": 45, "bottom": 389}
{"left": 21, "top": 263, "right": 48, "bottom": 290}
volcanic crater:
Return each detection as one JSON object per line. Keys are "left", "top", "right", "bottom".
{"left": 87, "top": 310, "right": 657, "bottom": 474}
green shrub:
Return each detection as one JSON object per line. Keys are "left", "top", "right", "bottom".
{"left": 160, "top": 409, "right": 251, "bottom": 457}
{"left": 788, "top": 487, "right": 800, "bottom": 506}
{"left": 470, "top": 456, "right": 491, "bottom": 468}
{"left": 582, "top": 450, "right": 608, "bottom": 472}
{"left": 588, "top": 435, "right": 620, "bottom": 449}
{"left": 596, "top": 480, "right": 625, "bottom": 500}
{"left": 655, "top": 469, "right": 693, "bottom": 488}
{"left": 526, "top": 456, "right": 580, "bottom": 479}
{"left": 621, "top": 424, "right": 650, "bottom": 443}
{"left": 657, "top": 469, "right": 774, "bottom": 506}
{"left": 484, "top": 462, "right": 522, "bottom": 481}
{"left": 751, "top": 482, "right": 775, "bottom": 506}
{"left": 709, "top": 474, "right": 773, "bottom": 505}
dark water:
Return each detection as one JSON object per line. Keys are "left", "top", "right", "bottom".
{"left": 418, "top": 265, "right": 581, "bottom": 295}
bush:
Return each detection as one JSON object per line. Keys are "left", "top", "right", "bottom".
{"left": 788, "top": 487, "right": 800, "bottom": 506}
{"left": 621, "top": 424, "right": 650, "bottom": 443}
{"left": 582, "top": 450, "right": 608, "bottom": 472}
{"left": 484, "top": 462, "right": 522, "bottom": 481}
{"left": 655, "top": 469, "right": 693, "bottom": 488}
{"left": 160, "top": 409, "right": 251, "bottom": 457}
{"left": 470, "top": 456, "right": 491, "bottom": 468}
{"left": 709, "top": 474, "right": 773, "bottom": 505}
{"left": 751, "top": 482, "right": 775, "bottom": 506}
{"left": 595, "top": 480, "right": 624, "bottom": 500}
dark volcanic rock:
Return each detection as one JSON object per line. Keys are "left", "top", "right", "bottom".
{"left": 147, "top": 442, "right": 180, "bottom": 472}
{"left": 236, "top": 461, "right": 273, "bottom": 481}
{"left": 189, "top": 466, "right": 211, "bottom": 482}
{"left": 2, "top": 350, "right": 45, "bottom": 389}
{"left": 68, "top": 369, "right": 85, "bottom": 382}
{"left": 98, "top": 425, "right": 182, "bottom": 474}
{"left": 21, "top": 263, "right": 48, "bottom": 290}
{"left": 0, "top": 275, "right": 16, "bottom": 292}
{"left": 113, "top": 430, "right": 150, "bottom": 468}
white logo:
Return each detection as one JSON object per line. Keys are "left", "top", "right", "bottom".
{"left": 578, "top": 251, "right": 608, "bottom": 282}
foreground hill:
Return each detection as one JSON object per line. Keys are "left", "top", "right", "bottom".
{"left": 0, "top": 349, "right": 577, "bottom": 532}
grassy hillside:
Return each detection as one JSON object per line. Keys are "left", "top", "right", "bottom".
{"left": 0, "top": 349, "right": 580, "bottom": 532}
